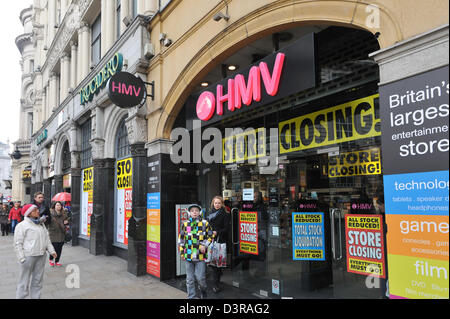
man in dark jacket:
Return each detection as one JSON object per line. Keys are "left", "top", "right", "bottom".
{"left": 32, "top": 192, "right": 50, "bottom": 223}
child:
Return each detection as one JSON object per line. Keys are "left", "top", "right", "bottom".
{"left": 178, "top": 204, "right": 214, "bottom": 299}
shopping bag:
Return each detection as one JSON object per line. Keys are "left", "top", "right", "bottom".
{"left": 207, "top": 241, "right": 227, "bottom": 268}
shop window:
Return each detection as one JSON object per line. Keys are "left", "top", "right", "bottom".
{"left": 81, "top": 120, "right": 92, "bottom": 168}
{"left": 62, "top": 141, "right": 71, "bottom": 173}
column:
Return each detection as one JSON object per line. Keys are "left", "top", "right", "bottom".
{"left": 79, "top": 21, "right": 90, "bottom": 81}
{"left": 144, "top": 139, "right": 180, "bottom": 280}
{"left": 60, "top": 53, "right": 70, "bottom": 101}
{"left": 47, "top": 0, "right": 56, "bottom": 43}
{"left": 105, "top": 0, "right": 115, "bottom": 53}
{"left": 60, "top": 0, "right": 69, "bottom": 19}
{"left": 70, "top": 41, "right": 78, "bottom": 90}
{"left": 145, "top": 0, "right": 158, "bottom": 16}
{"left": 101, "top": 0, "right": 107, "bottom": 56}
{"left": 90, "top": 158, "right": 115, "bottom": 256}
{"left": 69, "top": 123, "right": 81, "bottom": 246}
{"left": 54, "top": 174, "right": 63, "bottom": 194}
{"left": 77, "top": 32, "right": 82, "bottom": 84}
{"left": 120, "top": 0, "right": 130, "bottom": 34}
{"left": 49, "top": 73, "right": 59, "bottom": 111}
{"left": 127, "top": 142, "right": 147, "bottom": 276}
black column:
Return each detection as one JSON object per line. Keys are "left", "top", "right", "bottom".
{"left": 90, "top": 158, "right": 115, "bottom": 256}
{"left": 54, "top": 175, "right": 64, "bottom": 194}
{"left": 127, "top": 142, "right": 147, "bottom": 276}
{"left": 43, "top": 179, "right": 51, "bottom": 205}
{"left": 159, "top": 153, "right": 180, "bottom": 281}
{"left": 30, "top": 183, "right": 37, "bottom": 203}
{"left": 70, "top": 168, "right": 81, "bottom": 246}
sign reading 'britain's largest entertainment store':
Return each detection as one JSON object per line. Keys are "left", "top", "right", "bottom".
{"left": 186, "top": 33, "right": 316, "bottom": 127}
{"left": 380, "top": 66, "right": 449, "bottom": 299}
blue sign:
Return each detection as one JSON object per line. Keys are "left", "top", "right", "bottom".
{"left": 292, "top": 212, "right": 325, "bottom": 260}
{"left": 147, "top": 192, "right": 160, "bottom": 210}
{"left": 384, "top": 170, "right": 449, "bottom": 216}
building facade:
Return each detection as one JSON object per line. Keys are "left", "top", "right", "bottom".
{"left": 0, "top": 141, "right": 12, "bottom": 203}
{"left": 20, "top": 0, "right": 448, "bottom": 299}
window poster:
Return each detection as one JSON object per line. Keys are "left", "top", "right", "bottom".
{"left": 80, "top": 167, "right": 93, "bottom": 237}
{"left": 292, "top": 212, "right": 325, "bottom": 260}
{"left": 345, "top": 214, "right": 386, "bottom": 278}
{"left": 116, "top": 157, "right": 132, "bottom": 245}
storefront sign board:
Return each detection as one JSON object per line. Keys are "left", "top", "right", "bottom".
{"left": 379, "top": 66, "right": 449, "bottom": 299}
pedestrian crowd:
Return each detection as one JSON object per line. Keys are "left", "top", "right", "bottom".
{"left": 4, "top": 192, "right": 236, "bottom": 300}
{"left": 1, "top": 192, "right": 72, "bottom": 299}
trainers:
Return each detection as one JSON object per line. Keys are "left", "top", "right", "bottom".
{"left": 55, "top": 262, "right": 62, "bottom": 267}
{"left": 49, "top": 260, "right": 54, "bottom": 267}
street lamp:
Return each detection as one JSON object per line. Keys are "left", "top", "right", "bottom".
{"left": 10, "top": 145, "right": 22, "bottom": 160}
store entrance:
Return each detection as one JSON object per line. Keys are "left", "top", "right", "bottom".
{"left": 219, "top": 148, "right": 387, "bottom": 299}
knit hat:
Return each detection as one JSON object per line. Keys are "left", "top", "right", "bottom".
{"left": 22, "top": 204, "right": 38, "bottom": 217}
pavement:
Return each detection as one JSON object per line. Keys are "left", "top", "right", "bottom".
{"left": 0, "top": 234, "right": 186, "bottom": 299}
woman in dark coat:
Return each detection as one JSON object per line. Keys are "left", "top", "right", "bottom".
{"left": 46, "top": 201, "right": 69, "bottom": 267}
{"left": 0, "top": 204, "right": 10, "bottom": 236}
{"left": 207, "top": 196, "right": 230, "bottom": 293}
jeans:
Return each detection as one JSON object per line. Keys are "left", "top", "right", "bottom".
{"left": 185, "top": 260, "right": 207, "bottom": 299}
{"left": 11, "top": 220, "right": 19, "bottom": 234}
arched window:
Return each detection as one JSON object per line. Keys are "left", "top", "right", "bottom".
{"left": 62, "top": 141, "right": 71, "bottom": 173}
{"left": 115, "top": 119, "right": 130, "bottom": 159}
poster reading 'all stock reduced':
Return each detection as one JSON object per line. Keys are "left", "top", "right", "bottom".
{"left": 345, "top": 214, "right": 386, "bottom": 278}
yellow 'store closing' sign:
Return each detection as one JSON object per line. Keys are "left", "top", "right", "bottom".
{"left": 328, "top": 148, "right": 382, "bottom": 178}
{"left": 117, "top": 158, "right": 132, "bottom": 189}
{"left": 223, "top": 128, "right": 266, "bottom": 164}
{"left": 279, "top": 94, "right": 380, "bottom": 154}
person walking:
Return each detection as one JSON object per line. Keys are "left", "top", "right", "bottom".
{"left": 178, "top": 204, "right": 213, "bottom": 299}
{"left": 8, "top": 202, "right": 23, "bottom": 234}
{"left": 14, "top": 204, "right": 57, "bottom": 299}
{"left": 207, "top": 196, "right": 230, "bottom": 293}
{"left": 46, "top": 201, "right": 69, "bottom": 267}
{"left": 1, "top": 203, "right": 10, "bottom": 236}
{"left": 32, "top": 192, "right": 50, "bottom": 221}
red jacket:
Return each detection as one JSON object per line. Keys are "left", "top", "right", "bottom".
{"left": 9, "top": 208, "right": 22, "bottom": 221}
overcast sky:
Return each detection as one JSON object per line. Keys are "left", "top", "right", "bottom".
{"left": 0, "top": 0, "right": 33, "bottom": 150}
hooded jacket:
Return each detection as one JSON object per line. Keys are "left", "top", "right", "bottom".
{"left": 14, "top": 217, "right": 56, "bottom": 263}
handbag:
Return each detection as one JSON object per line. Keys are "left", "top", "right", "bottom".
{"left": 64, "top": 225, "right": 72, "bottom": 243}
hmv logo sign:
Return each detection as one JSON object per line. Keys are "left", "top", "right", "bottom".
{"left": 108, "top": 71, "right": 147, "bottom": 108}
{"left": 186, "top": 33, "right": 317, "bottom": 127}
{"left": 196, "top": 53, "right": 285, "bottom": 121}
